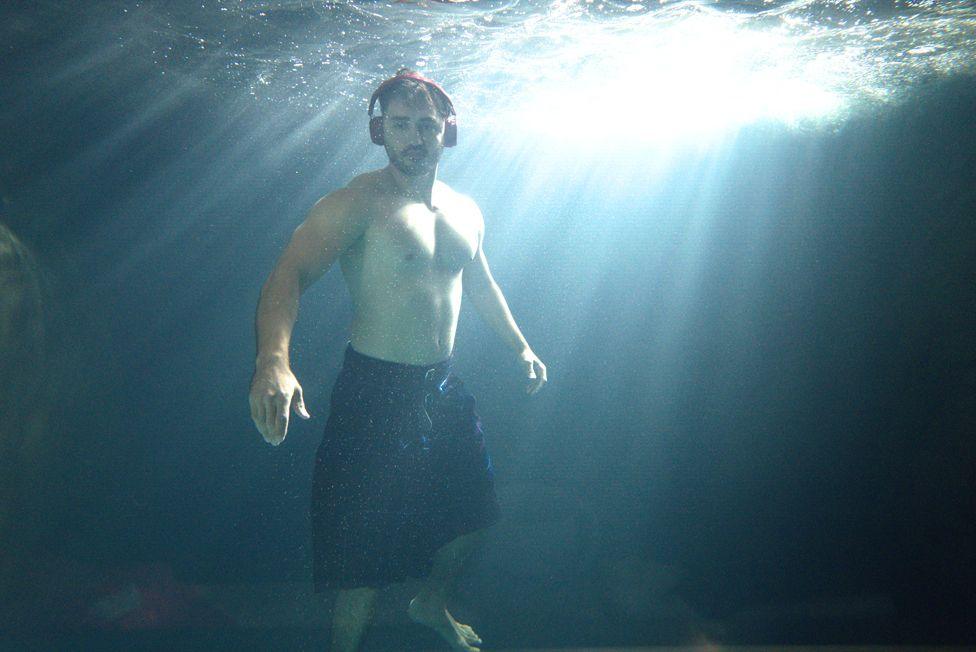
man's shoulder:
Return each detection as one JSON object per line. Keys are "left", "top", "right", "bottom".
{"left": 348, "top": 169, "right": 388, "bottom": 193}
{"left": 309, "top": 171, "right": 384, "bottom": 218}
{"left": 330, "top": 170, "right": 385, "bottom": 205}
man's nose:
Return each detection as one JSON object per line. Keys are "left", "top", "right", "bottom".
{"left": 405, "top": 124, "right": 424, "bottom": 145}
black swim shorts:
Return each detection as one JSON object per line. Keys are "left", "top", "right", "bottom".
{"left": 310, "top": 344, "right": 501, "bottom": 591}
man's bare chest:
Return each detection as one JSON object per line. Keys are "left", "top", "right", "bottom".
{"left": 363, "top": 202, "right": 478, "bottom": 275}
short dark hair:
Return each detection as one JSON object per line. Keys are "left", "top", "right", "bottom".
{"left": 377, "top": 68, "right": 451, "bottom": 118}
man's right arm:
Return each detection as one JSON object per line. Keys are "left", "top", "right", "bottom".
{"left": 250, "top": 186, "right": 366, "bottom": 445}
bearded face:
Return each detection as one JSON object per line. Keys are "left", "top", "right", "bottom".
{"left": 380, "top": 97, "right": 446, "bottom": 177}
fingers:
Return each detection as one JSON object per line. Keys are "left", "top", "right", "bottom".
{"left": 274, "top": 403, "right": 289, "bottom": 445}
{"left": 256, "top": 391, "right": 289, "bottom": 446}
{"left": 267, "top": 386, "right": 313, "bottom": 446}
{"left": 272, "top": 392, "right": 289, "bottom": 445}
{"left": 526, "top": 359, "right": 547, "bottom": 395}
{"left": 250, "top": 369, "right": 309, "bottom": 446}
{"left": 249, "top": 394, "right": 266, "bottom": 435}
{"left": 293, "top": 384, "right": 311, "bottom": 419}
{"left": 260, "top": 394, "right": 280, "bottom": 445}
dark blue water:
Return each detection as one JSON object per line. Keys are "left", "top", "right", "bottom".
{"left": 1, "top": 1, "right": 974, "bottom": 649}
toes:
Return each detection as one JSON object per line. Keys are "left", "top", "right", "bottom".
{"left": 451, "top": 632, "right": 479, "bottom": 652}
{"left": 450, "top": 620, "right": 481, "bottom": 646}
{"left": 458, "top": 625, "right": 482, "bottom": 643}
{"left": 447, "top": 613, "right": 479, "bottom": 642}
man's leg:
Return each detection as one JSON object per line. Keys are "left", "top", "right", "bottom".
{"left": 416, "top": 529, "right": 486, "bottom": 604}
{"left": 408, "top": 529, "right": 487, "bottom": 651}
{"left": 331, "top": 586, "right": 378, "bottom": 652}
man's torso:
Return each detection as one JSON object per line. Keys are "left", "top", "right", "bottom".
{"left": 337, "top": 170, "right": 482, "bottom": 365}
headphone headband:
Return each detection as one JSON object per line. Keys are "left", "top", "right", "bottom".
{"left": 367, "top": 71, "right": 456, "bottom": 118}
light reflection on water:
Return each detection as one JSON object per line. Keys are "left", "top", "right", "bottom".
{"left": 186, "top": 1, "right": 972, "bottom": 124}
{"left": 3, "top": 0, "right": 973, "bottom": 146}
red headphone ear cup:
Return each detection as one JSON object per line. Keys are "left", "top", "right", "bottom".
{"left": 443, "top": 117, "right": 457, "bottom": 147}
{"left": 369, "top": 116, "right": 384, "bottom": 145}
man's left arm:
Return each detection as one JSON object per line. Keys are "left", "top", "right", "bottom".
{"left": 462, "top": 210, "right": 547, "bottom": 395}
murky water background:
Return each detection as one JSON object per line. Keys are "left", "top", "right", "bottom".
{"left": 1, "top": 1, "right": 975, "bottom": 649}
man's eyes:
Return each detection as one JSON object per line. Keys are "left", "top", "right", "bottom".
{"left": 391, "top": 121, "right": 438, "bottom": 132}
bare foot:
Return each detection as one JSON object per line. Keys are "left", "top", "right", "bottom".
{"left": 408, "top": 595, "right": 483, "bottom": 651}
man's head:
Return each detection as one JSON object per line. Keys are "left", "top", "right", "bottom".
{"left": 368, "top": 69, "right": 457, "bottom": 176}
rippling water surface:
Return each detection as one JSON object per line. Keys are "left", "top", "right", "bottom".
{"left": 6, "top": 1, "right": 976, "bottom": 137}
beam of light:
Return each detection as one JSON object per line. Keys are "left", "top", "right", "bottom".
{"left": 479, "top": 10, "right": 844, "bottom": 147}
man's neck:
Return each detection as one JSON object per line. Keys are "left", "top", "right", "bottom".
{"left": 386, "top": 165, "right": 439, "bottom": 209}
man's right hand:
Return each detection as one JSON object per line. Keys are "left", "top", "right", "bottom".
{"left": 249, "top": 361, "right": 311, "bottom": 446}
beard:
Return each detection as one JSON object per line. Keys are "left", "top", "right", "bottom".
{"left": 387, "top": 144, "right": 439, "bottom": 177}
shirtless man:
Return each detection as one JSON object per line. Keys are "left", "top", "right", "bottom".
{"left": 248, "top": 70, "right": 546, "bottom": 652}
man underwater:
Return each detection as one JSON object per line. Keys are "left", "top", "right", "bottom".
{"left": 249, "top": 69, "right": 547, "bottom": 651}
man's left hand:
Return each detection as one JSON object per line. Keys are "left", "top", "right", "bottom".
{"left": 519, "top": 349, "right": 547, "bottom": 395}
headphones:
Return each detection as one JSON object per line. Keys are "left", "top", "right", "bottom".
{"left": 368, "top": 71, "right": 458, "bottom": 148}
